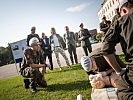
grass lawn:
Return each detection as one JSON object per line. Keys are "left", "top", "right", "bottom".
{"left": 0, "top": 64, "right": 92, "bottom": 100}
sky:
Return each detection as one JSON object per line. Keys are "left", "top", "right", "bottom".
{"left": 0, "top": 0, "right": 103, "bottom": 47}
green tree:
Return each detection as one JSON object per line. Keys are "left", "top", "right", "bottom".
{"left": 0, "top": 45, "right": 14, "bottom": 66}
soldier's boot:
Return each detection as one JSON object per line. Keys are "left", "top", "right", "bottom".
{"left": 41, "top": 80, "right": 47, "bottom": 88}
{"left": 24, "top": 79, "right": 30, "bottom": 89}
{"left": 30, "top": 87, "right": 37, "bottom": 93}
{"left": 30, "top": 79, "right": 38, "bottom": 93}
{"left": 37, "top": 80, "right": 47, "bottom": 88}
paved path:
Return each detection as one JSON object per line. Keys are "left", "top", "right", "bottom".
{"left": 0, "top": 43, "right": 123, "bottom": 80}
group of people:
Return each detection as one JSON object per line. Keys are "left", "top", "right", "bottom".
{"left": 81, "top": 0, "right": 133, "bottom": 100}
{"left": 20, "top": 0, "right": 133, "bottom": 99}
{"left": 20, "top": 23, "right": 92, "bottom": 93}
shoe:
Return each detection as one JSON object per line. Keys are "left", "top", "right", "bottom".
{"left": 71, "top": 62, "right": 74, "bottom": 65}
{"left": 25, "top": 85, "right": 29, "bottom": 89}
{"left": 24, "top": 79, "right": 30, "bottom": 89}
{"left": 59, "top": 67, "right": 62, "bottom": 71}
{"left": 68, "top": 65, "right": 72, "bottom": 68}
{"left": 30, "top": 88, "right": 38, "bottom": 93}
{"left": 75, "top": 62, "right": 78, "bottom": 64}
{"left": 40, "top": 80, "right": 47, "bottom": 88}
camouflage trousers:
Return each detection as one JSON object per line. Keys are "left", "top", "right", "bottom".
{"left": 22, "top": 68, "right": 47, "bottom": 89}
{"left": 117, "top": 64, "right": 133, "bottom": 100}
{"left": 54, "top": 47, "right": 70, "bottom": 67}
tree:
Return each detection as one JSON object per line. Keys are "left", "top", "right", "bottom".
{"left": 0, "top": 45, "right": 14, "bottom": 67}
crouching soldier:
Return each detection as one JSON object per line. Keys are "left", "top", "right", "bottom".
{"left": 20, "top": 37, "right": 49, "bottom": 93}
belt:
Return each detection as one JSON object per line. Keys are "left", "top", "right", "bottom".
{"left": 55, "top": 46, "right": 60, "bottom": 47}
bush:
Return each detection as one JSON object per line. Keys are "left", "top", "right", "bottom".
{"left": 96, "top": 32, "right": 104, "bottom": 42}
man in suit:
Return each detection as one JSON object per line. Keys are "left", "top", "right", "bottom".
{"left": 78, "top": 23, "right": 92, "bottom": 56}
{"left": 27, "top": 26, "right": 41, "bottom": 46}
{"left": 40, "top": 33, "right": 53, "bottom": 70}
{"left": 64, "top": 26, "right": 78, "bottom": 65}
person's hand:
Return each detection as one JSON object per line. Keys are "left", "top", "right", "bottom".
{"left": 46, "top": 64, "right": 51, "bottom": 69}
{"left": 89, "top": 74, "right": 97, "bottom": 81}
{"left": 45, "top": 47, "right": 48, "bottom": 50}
{"left": 97, "top": 71, "right": 107, "bottom": 77}
{"left": 110, "top": 73, "right": 121, "bottom": 88}
{"left": 79, "top": 37, "right": 84, "bottom": 41}
{"left": 89, "top": 74, "right": 105, "bottom": 89}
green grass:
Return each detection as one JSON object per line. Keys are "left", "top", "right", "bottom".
{"left": 0, "top": 55, "right": 126, "bottom": 100}
{"left": 0, "top": 64, "right": 92, "bottom": 100}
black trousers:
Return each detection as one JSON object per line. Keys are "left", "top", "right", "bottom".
{"left": 44, "top": 53, "right": 53, "bottom": 70}
{"left": 82, "top": 45, "right": 92, "bottom": 56}
{"left": 117, "top": 64, "right": 133, "bottom": 100}
{"left": 68, "top": 44, "right": 78, "bottom": 64}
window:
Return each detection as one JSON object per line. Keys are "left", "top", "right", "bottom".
{"left": 107, "top": 4, "right": 109, "bottom": 9}
{"left": 110, "top": 1, "right": 112, "bottom": 7}
{"left": 112, "top": 11, "right": 113, "bottom": 16}
{"left": 112, "top": 0, "right": 114, "bottom": 5}
{"left": 109, "top": 13, "right": 111, "bottom": 17}
{"left": 107, "top": 15, "right": 109, "bottom": 19}
{"left": 105, "top": 7, "right": 107, "bottom": 12}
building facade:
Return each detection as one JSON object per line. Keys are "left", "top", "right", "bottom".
{"left": 98, "top": 0, "right": 125, "bottom": 22}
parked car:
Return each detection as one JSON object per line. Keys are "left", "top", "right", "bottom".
{"left": 90, "top": 39, "right": 98, "bottom": 44}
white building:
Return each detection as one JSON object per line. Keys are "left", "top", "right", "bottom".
{"left": 98, "top": 0, "right": 126, "bottom": 22}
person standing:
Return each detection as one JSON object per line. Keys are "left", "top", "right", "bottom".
{"left": 78, "top": 23, "right": 92, "bottom": 56}
{"left": 99, "top": 16, "right": 111, "bottom": 35}
{"left": 64, "top": 26, "right": 78, "bottom": 65}
{"left": 111, "top": 7, "right": 121, "bottom": 26}
{"left": 40, "top": 33, "right": 53, "bottom": 70}
{"left": 100, "top": 0, "right": 133, "bottom": 99}
{"left": 27, "top": 26, "right": 40, "bottom": 46}
{"left": 49, "top": 27, "right": 71, "bottom": 70}
{"left": 20, "top": 37, "right": 48, "bottom": 93}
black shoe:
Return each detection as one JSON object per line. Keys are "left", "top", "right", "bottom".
{"left": 30, "top": 88, "right": 38, "bottom": 93}
{"left": 25, "top": 85, "right": 29, "bottom": 89}
{"left": 38, "top": 80, "right": 47, "bottom": 88}
{"left": 24, "top": 79, "right": 30, "bottom": 89}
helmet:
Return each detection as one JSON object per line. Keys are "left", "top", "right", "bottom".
{"left": 29, "top": 37, "right": 40, "bottom": 46}
{"left": 81, "top": 56, "right": 92, "bottom": 72}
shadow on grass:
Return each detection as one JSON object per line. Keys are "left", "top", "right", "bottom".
{"left": 46, "top": 64, "right": 83, "bottom": 74}
{"left": 39, "top": 80, "right": 91, "bottom": 92}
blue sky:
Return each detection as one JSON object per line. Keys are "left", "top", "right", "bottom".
{"left": 0, "top": 0, "right": 103, "bottom": 47}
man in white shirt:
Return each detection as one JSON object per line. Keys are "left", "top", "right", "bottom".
{"left": 49, "top": 27, "right": 71, "bottom": 70}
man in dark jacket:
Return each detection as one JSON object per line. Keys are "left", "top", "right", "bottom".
{"left": 99, "top": 16, "right": 110, "bottom": 35}
{"left": 64, "top": 26, "right": 78, "bottom": 65}
{"left": 78, "top": 23, "right": 92, "bottom": 56}
{"left": 40, "top": 33, "right": 53, "bottom": 70}
{"left": 101, "top": 0, "right": 133, "bottom": 99}
{"left": 111, "top": 7, "right": 121, "bottom": 26}
{"left": 27, "top": 26, "right": 40, "bottom": 46}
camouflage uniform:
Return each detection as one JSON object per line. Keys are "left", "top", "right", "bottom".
{"left": 21, "top": 48, "right": 47, "bottom": 90}
{"left": 101, "top": 13, "right": 133, "bottom": 100}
